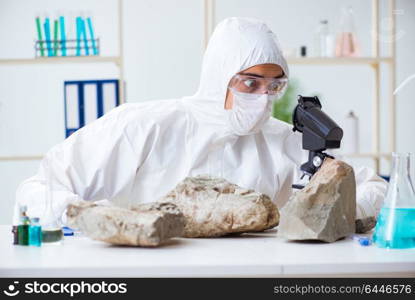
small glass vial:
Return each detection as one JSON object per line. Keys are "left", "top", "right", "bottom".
{"left": 12, "top": 226, "right": 18, "bottom": 245}
{"left": 17, "top": 216, "right": 30, "bottom": 246}
{"left": 29, "top": 217, "right": 42, "bottom": 247}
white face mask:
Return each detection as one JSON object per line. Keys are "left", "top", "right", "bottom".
{"left": 226, "top": 90, "right": 273, "bottom": 136}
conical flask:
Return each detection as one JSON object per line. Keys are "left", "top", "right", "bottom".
{"left": 335, "top": 6, "right": 360, "bottom": 57}
{"left": 373, "top": 153, "right": 415, "bottom": 249}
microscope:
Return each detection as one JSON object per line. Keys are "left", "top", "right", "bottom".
{"left": 291, "top": 95, "right": 343, "bottom": 189}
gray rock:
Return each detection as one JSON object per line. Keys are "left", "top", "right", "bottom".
{"left": 278, "top": 158, "right": 356, "bottom": 243}
{"left": 156, "top": 175, "right": 279, "bottom": 238}
{"left": 355, "top": 216, "right": 377, "bottom": 233}
{"left": 66, "top": 200, "right": 185, "bottom": 247}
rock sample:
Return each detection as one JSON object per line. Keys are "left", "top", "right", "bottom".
{"left": 278, "top": 158, "right": 356, "bottom": 243}
{"left": 66, "top": 200, "right": 185, "bottom": 247}
{"left": 355, "top": 216, "right": 377, "bottom": 233}
{"left": 155, "top": 175, "right": 279, "bottom": 238}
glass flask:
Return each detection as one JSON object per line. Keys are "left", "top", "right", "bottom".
{"left": 41, "top": 157, "right": 64, "bottom": 244}
{"left": 373, "top": 153, "right": 415, "bottom": 249}
{"left": 335, "top": 6, "right": 360, "bottom": 57}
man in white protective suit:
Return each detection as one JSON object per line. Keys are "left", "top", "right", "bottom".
{"left": 13, "top": 17, "right": 387, "bottom": 224}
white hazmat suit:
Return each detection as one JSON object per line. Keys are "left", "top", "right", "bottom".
{"left": 14, "top": 17, "right": 387, "bottom": 224}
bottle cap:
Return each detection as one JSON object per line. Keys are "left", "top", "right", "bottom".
{"left": 30, "top": 217, "right": 40, "bottom": 224}
{"left": 300, "top": 46, "right": 307, "bottom": 57}
{"left": 21, "top": 216, "right": 30, "bottom": 225}
{"left": 358, "top": 237, "right": 372, "bottom": 246}
{"left": 347, "top": 110, "right": 357, "bottom": 118}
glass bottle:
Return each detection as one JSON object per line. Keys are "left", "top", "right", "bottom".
{"left": 342, "top": 111, "right": 359, "bottom": 154}
{"left": 335, "top": 6, "right": 360, "bottom": 57}
{"left": 29, "top": 217, "right": 42, "bottom": 247}
{"left": 12, "top": 226, "right": 18, "bottom": 245}
{"left": 17, "top": 216, "right": 30, "bottom": 246}
{"left": 373, "top": 153, "right": 415, "bottom": 249}
{"left": 313, "top": 20, "right": 334, "bottom": 57}
{"left": 41, "top": 157, "right": 64, "bottom": 244}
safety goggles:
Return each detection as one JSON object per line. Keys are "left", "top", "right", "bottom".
{"left": 228, "top": 74, "right": 288, "bottom": 96}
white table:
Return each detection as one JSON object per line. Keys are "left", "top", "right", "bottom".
{"left": 0, "top": 225, "right": 414, "bottom": 277}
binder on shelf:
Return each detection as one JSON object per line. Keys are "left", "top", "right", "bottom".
{"left": 64, "top": 79, "right": 119, "bottom": 138}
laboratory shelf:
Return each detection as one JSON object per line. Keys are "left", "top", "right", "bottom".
{"left": 287, "top": 57, "right": 393, "bottom": 65}
{"left": 0, "top": 155, "right": 43, "bottom": 161}
{"left": 0, "top": 56, "right": 121, "bottom": 66}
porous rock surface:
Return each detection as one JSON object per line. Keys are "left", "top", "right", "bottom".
{"left": 66, "top": 200, "right": 185, "bottom": 247}
{"left": 157, "top": 175, "right": 280, "bottom": 238}
{"left": 278, "top": 158, "right": 356, "bottom": 242}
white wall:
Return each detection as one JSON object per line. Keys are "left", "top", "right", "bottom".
{"left": 123, "top": 0, "right": 204, "bottom": 102}
{"left": 0, "top": 0, "right": 414, "bottom": 224}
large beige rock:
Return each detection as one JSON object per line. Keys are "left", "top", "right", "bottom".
{"left": 66, "top": 200, "right": 185, "bottom": 247}
{"left": 278, "top": 158, "right": 356, "bottom": 242}
{"left": 156, "top": 175, "right": 279, "bottom": 237}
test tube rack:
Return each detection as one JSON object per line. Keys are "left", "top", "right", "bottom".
{"left": 34, "top": 38, "right": 100, "bottom": 57}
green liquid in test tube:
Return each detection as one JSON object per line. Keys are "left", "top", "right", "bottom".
{"left": 35, "top": 17, "right": 45, "bottom": 56}
{"left": 53, "top": 19, "right": 59, "bottom": 56}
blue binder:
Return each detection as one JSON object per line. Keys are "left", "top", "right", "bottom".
{"left": 64, "top": 79, "right": 120, "bottom": 138}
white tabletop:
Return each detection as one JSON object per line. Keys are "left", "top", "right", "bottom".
{"left": 0, "top": 225, "right": 414, "bottom": 277}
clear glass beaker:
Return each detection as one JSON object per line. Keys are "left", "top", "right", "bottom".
{"left": 41, "top": 157, "right": 64, "bottom": 244}
{"left": 373, "top": 153, "right": 415, "bottom": 249}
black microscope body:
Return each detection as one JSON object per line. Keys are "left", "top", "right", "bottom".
{"left": 291, "top": 96, "right": 344, "bottom": 189}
